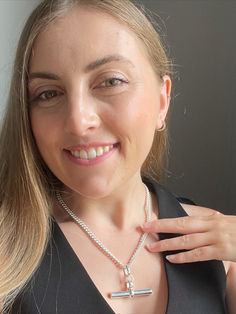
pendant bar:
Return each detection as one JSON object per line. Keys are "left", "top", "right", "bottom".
{"left": 111, "top": 289, "right": 152, "bottom": 298}
{"left": 56, "top": 185, "right": 152, "bottom": 301}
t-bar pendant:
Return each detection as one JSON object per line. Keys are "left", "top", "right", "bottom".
{"left": 110, "top": 266, "right": 152, "bottom": 298}
{"left": 111, "top": 289, "right": 152, "bottom": 298}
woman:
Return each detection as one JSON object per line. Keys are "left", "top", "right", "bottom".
{"left": 0, "top": 0, "right": 235, "bottom": 313}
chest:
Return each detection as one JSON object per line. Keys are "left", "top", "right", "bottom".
{"left": 59, "top": 222, "right": 168, "bottom": 314}
{"left": 11, "top": 220, "right": 227, "bottom": 314}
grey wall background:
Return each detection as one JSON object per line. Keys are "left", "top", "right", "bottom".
{"left": 0, "top": 0, "right": 38, "bottom": 117}
{"left": 139, "top": 0, "right": 236, "bottom": 214}
{"left": 0, "top": 1, "right": 235, "bottom": 214}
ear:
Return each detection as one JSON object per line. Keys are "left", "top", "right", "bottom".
{"left": 156, "top": 75, "right": 171, "bottom": 130}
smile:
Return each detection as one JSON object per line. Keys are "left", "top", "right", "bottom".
{"left": 69, "top": 144, "right": 115, "bottom": 160}
{"left": 64, "top": 142, "right": 119, "bottom": 166}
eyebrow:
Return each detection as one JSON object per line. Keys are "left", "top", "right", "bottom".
{"left": 28, "top": 54, "right": 133, "bottom": 83}
{"left": 28, "top": 72, "right": 60, "bottom": 82}
{"left": 84, "top": 54, "right": 133, "bottom": 72}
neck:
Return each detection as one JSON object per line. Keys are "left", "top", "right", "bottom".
{"left": 55, "top": 176, "right": 151, "bottom": 233}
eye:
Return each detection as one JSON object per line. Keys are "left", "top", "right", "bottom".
{"left": 98, "top": 77, "right": 128, "bottom": 88}
{"left": 31, "top": 90, "right": 63, "bottom": 104}
{"left": 38, "top": 90, "right": 61, "bottom": 101}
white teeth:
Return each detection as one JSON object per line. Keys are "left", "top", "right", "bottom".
{"left": 73, "top": 151, "right": 80, "bottom": 158}
{"left": 104, "top": 146, "right": 110, "bottom": 153}
{"left": 80, "top": 150, "right": 88, "bottom": 159}
{"left": 96, "top": 146, "right": 104, "bottom": 156}
{"left": 70, "top": 144, "right": 116, "bottom": 160}
{"left": 88, "top": 148, "right": 97, "bottom": 159}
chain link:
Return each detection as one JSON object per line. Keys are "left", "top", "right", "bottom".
{"left": 56, "top": 185, "right": 151, "bottom": 270}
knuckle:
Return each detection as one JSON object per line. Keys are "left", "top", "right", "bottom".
{"left": 223, "top": 239, "right": 231, "bottom": 253}
{"left": 152, "top": 219, "right": 160, "bottom": 230}
{"left": 156, "top": 219, "right": 162, "bottom": 229}
{"left": 192, "top": 247, "right": 205, "bottom": 259}
{"left": 212, "top": 216, "right": 222, "bottom": 231}
{"left": 214, "top": 210, "right": 223, "bottom": 216}
{"left": 159, "top": 240, "right": 168, "bottom": 250}
{"left": 214, "top": 212, "right": 225, "bottom": 224}
{"left": 181, "top": 235, "right": 190, "bottom": 247}
{"left": 176, "top": 218, "right": 186, "bottom": 231}
{"left": 218, "top": 232, "right": 227, "bottom": 244}
{"left": 220, "top": 233, "right": 232, "bottom": 250}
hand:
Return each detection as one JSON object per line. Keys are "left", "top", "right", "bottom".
{"left": 141, "top": 211, "right": 236, "bottom": 263}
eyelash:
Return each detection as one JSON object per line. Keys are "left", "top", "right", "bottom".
{"left": 34, "top": 90, "right": 61, "bottom": 102}
{"left": 32, "top": 77, "right": 129, "bottom": 103}
{"left": 97, "top": 77, "right": 128, "bottom": 88}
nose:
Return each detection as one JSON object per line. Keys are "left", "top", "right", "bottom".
{"left": 64, "top": 92, "right": 100, "bottom": 136}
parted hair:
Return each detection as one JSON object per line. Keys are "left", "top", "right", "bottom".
{"left": 0, "top": 0, "right": 170, "bottom": 311}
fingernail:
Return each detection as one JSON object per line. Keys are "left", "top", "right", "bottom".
{"left": 166, "top": 255, "right": 175, "bottom": 261}
{"left": 147, "top": 242, "right": 156, "bottom": 249}
{"left": 142, "top": 221, "right": 152, "bottom": 229}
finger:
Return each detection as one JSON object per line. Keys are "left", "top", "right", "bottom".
{"left": 147, "top": 232, "right": 214, "bottom": 253}
{"left": 165, "top": 246, "right": 217, "bottom": 264}
{"left": 142, "top": 215, "right": 214, "bottom": 234}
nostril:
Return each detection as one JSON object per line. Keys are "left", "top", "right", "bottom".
{"left": 63, "top": 113, "right": 100, "bottom": 136}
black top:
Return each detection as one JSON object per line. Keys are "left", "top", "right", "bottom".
{"left": 10, "top": 181, "right": 227, "bottom": 314}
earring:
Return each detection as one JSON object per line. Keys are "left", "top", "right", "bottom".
{"left": 157, "top": 120, "right": 166, "bottom": 132}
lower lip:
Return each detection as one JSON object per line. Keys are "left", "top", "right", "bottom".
{"left": 64, "top": 145, "right": 119, "bottom": 166}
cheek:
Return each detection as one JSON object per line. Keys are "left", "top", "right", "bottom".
{"left": 106, "top": 93, "right": 158, "bottom": 160}
{"left": 30, "top": 110, "right": 58, "bottom": 154}
{"left": 128, "top": 95, "right": 160, "bottom": 155}
{"left": 107, "top": 91, "right": 159, "bottom": 129}
{"left": 117, "top": 94, "right": 159, "bottom": 136}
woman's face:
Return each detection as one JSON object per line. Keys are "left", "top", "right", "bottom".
{"left": 28, "top": 7, "right": 171, "bottom": 198}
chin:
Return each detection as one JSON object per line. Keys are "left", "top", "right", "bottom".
{"left": 66, "top": 176, "right": 117, "bottom": 200}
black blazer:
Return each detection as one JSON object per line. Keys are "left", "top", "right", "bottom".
{"left": 10, "top": 180, "right": 227, "bottom": 314}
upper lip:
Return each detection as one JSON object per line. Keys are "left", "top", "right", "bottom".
{"left": 65, "top": 142, "right": 118, "bottom": 151}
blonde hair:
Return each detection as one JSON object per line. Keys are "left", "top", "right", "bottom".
{"left": 0, "top": 0, "right": 170, "bottom": 311}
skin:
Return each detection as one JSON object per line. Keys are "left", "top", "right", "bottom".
{"left": 28, "top": 6, "right": 170, "bottom": 232}
{"left": 27, "top": 5, "right": 235, "bottom": 314}
{"left": 142, "top": 205, "right": 236, "bottom": 312}
{"left": 28, "top": 7, "right": 171, "bottom": 313}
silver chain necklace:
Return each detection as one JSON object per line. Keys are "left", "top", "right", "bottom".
{"left": 56, "top": 185, "right": 153, "bottom": 298}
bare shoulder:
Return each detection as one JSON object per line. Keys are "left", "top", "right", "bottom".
{"left": 180, "top": 203, "right": 231, "bottom": 274}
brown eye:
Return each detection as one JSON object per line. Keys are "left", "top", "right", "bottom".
{"left": 38, "top": 90, "right": 60, "bottom": 101}
{"left": 98, "top": 77, "right": 128, "bottom": 88}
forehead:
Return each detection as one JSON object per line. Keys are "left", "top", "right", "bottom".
{"left": 29, "top": 6, "right": 150, "bottom": 73}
